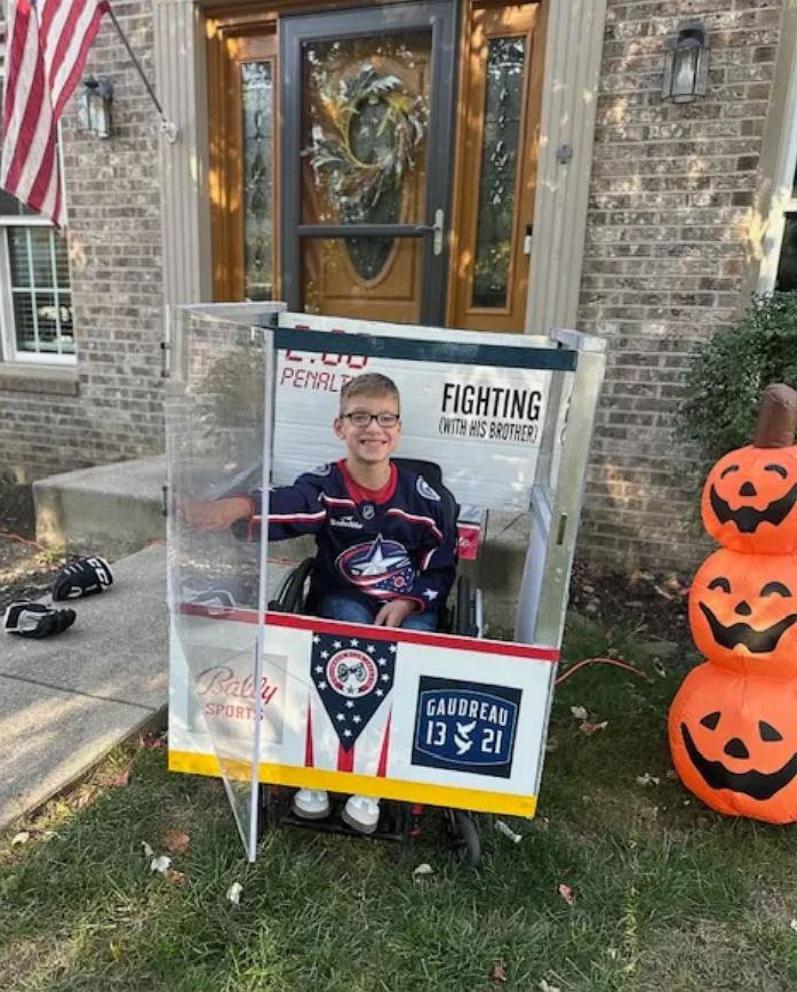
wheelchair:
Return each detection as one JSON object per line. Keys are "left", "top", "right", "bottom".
{"left": 260, "top": 458, "right": 486, "bottom": 867}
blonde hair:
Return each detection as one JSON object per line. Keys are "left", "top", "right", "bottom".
{"left": 340, "top": 373, "right": 400, "bottom": 412}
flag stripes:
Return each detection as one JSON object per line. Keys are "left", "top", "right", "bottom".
{"left": 0, "top": 0, "right": 109, "bottom": 226}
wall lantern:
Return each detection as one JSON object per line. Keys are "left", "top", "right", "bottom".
{"left": 662, "top": 22, "right": 710, "bottom": 103}
{"left": 78, "top": 76, "right": 113, "bottom": 138}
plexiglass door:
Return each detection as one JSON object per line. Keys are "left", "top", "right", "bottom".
{"left": 166, "top": 305, "right": 277, "bottom": 861}
{"left": 280, "top": 1, "right": 457, "bottom": 325}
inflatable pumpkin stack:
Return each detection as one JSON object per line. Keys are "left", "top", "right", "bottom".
{"left": 669, "top": 384, "right": 797, "bottom": 823}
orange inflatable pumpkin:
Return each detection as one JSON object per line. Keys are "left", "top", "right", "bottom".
{"left": 702, "top": 384, "right": 797, "bottom": 554}
{"left": 689, "top": 548, "right": 797, "bottom": 678}
{"left": 669, "top": 662, "right": 797, "bottom": 823}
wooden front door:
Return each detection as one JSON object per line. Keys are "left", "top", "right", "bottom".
{"left": 207, "top": 1, "right": 545, "bottom": 330}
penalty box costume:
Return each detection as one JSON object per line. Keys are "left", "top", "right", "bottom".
{"left": 235, "top": 460, "right": 459, "bottom": 777}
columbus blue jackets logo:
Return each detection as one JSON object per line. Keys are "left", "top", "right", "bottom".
{"left": 312, "top": 632, "right": 396, "bottom": 749}
{"left": 336, "top": 534, "right": 415, "bottom": 600}
{"left": 412, "top": 677, "right": 521, "bottom": 778}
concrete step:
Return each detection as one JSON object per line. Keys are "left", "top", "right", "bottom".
{"left": 32, "top": 455, "right": 317, "bottom": 562}
{"left": 34, "top": 455, "right": 167, "bottom": 557}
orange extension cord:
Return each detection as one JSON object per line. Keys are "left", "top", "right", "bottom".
{"left": 555, "top": 656, "right": 649, "bottom": 686}
{"left": 0, "top": 531, "right": 45, "bottom": 551}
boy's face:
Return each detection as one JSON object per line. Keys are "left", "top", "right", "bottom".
{"left": 334, "top": 391, "right": 402, "bottom": 466}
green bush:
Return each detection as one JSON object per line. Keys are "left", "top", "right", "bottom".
{"left": 680, "top": 292, "right": 797, "bottom": 461}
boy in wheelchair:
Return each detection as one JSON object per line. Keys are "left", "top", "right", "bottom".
{"left": 179, "top": 373, "right": 458, "bottom": 833}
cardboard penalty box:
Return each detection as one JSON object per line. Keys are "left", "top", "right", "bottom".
{"left": 165, "top": 304, "right": 605, "bottom": 859}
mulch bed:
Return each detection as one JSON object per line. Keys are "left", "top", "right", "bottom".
{"left": 0, "top": 478, "right": 62, "bottom": 612}
{"left": 569, "top": 556, "right": 690, "bottom": 648}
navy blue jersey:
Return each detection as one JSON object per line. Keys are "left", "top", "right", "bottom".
{"left": 240, "top": 460, "right": 457, "bottom": 612}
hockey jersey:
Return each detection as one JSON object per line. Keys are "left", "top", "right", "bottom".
{"left": 239, "top": 460, "right": 458, "bottom": 612}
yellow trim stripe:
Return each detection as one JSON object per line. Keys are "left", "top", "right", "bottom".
{"left": 168, "top": 750, "right": 537, "bottom": 818}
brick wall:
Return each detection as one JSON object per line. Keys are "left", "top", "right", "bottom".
{"left": 0, "top": 0, "right": 164, "bottom": 481}
{"left": 577, "top": 0, "right": 785, "bottom": 571}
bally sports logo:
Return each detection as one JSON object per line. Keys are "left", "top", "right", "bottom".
{"left": 412, "top": 677, "right": 521, "bottom": 779}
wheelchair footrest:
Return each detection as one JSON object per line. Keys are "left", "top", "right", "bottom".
{"left": 261, "top": 791, "right": 412, "bottom": 844}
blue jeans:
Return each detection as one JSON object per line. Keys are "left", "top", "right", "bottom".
{"left": 318, "top": 593, "right": 438, "bottom": 632}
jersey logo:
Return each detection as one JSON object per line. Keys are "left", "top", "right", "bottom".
{"left": 336, "top": 534, "right": 415, "bottom": 600}
{"left": 362, "top": 504, "right": 375, "bottom": 520}
{"left": 311, "top": 463, "right": 332, "bottom": 476}
{"left": 416, "top": 476, "right": 441, "bottom": 501}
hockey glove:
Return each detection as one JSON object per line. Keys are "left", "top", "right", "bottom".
{"left": 52, "top": 556, "right": 113, "bottom": 601}
{"left": 3, "top": 602, "right": 77, "bottom": 638}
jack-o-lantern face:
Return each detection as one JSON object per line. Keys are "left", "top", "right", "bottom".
{"left": 669, "top": 662, "right": 797, "bottom": 822}
{"left": 701, "top": 446, "right": 797, "bottom": 554}
{"left": 689, "top": 549, "right": 797, "bottom": 677}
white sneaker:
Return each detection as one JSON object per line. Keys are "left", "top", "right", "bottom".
{"left": 342, "top": 794, "right": 380, "bottom": 835}
{"left": 291, "top": 788, "right": 330, "bottom": 820}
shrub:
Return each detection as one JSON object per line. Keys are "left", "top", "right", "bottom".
{"left": 680, "top": 292, "right": 797, "bottom": 461}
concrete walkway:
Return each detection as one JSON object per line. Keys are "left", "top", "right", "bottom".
{"left": 0, "top": 541, "right": 297, "bottom": 831}
{"left": 0, "top": 544, "right": 168, "bottom": 829}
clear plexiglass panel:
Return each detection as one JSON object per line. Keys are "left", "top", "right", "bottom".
{"left": 472, "top": 36, "right": 526, "bottom": 309}
{"left": 166, "top": 304, "right": 277, "bottom": 860}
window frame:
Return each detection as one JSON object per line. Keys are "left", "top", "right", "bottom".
{"left": 0, "top": 55, "right": 76, "bottom": 366}
{"left": 757, "top": 33, "right": 797, "bottom": 295}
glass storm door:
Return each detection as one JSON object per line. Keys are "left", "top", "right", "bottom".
{"left": 280, "top": 2, "right": 457, "bottom": 325}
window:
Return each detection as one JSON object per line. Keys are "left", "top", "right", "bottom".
{"left": 0, "top": 56, "right": 75, "bottom": 364}
{"left": 758, "top": 36, "right": 797, "bottom": 295}
{"left": 774, "top": 166, "right": 797, "bottom": 292}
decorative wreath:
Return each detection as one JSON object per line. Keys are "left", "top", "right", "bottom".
{"left": 306, "top": 64, "right": 427, "bottom": 222}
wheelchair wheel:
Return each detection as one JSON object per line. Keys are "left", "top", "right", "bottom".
{"left": 269, "top": 557, "right": 315, "bottom": 613}
{"left": 447, "top": 809, "right": 481, "bottom": 869}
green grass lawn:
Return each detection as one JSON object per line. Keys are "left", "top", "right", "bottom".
{"left": 2, "top": 613, "right": 797, "bottom": 992}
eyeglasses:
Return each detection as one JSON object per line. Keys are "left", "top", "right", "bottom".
{"left": 342, "top": 412, "right": 401, "bottom": 428}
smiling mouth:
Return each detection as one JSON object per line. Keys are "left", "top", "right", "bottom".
{"left": 699, "top": 603, "right": 797, "bottom": 653}
{"left": 681, "top": 723, "right": 797, "bottom": 799}
{"left": 710, "top": 484, "right": 797, "bottom": 533}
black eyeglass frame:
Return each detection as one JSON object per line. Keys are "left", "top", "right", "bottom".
{"left": 341, "top": 412, "right": 402, "bottom": 428}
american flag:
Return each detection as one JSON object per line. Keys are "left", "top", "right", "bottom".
{"left": 0, "top": 0, "right": 109, "bottom": 227}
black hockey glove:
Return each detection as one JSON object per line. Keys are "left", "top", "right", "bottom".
{"left": 52, "top": 556, "right": 113, "bottom": 601}
{"left": 3, "top": 602, "right": 77, "bottom": 638}
{"left": 189, "top": 588, "right": 237, "bottom": 609}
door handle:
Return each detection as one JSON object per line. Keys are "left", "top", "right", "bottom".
{"left": 417, "top": 209, "right": 445, "bottom": 255}
{"left": 432, "top": 208, "right": 444, "bottom": 256}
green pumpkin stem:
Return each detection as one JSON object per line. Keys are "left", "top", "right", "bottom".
{"left": 753, "top": 384, "right": 797, "bottom": 448}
